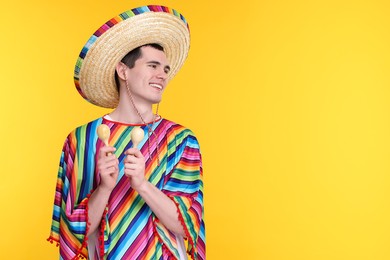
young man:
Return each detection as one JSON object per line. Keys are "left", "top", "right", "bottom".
{"left": 48, "top": 6, "right": 205, "bottom": 260}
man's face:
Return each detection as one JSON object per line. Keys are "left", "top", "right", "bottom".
{"left": 124, "top": 46, "right": 170, "bottom": 106}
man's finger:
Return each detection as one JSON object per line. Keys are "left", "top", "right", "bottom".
{"left": 125, "top": 148, "right": 143, "bottom": 158}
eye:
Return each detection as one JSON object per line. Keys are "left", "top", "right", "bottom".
{"left": 149, "top": 64, "right": 157, "bottom": 69}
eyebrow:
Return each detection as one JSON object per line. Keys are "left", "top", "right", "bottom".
{"left": 147, "top": 61, "right": 171, "bottom": 72}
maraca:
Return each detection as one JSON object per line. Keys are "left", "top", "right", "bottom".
{"left": 97, "top": 124, "right": 112, "bottom": 155}
{"left": 131, "top": 127, "right": 144, "bottom": 149}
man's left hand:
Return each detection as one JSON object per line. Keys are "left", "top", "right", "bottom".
{"left": 124, "top": 148, "right": 146, "bottom": 190}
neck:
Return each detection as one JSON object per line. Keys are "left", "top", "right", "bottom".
{"left": 110, "top": 93, "right": 155, "bottom": 125}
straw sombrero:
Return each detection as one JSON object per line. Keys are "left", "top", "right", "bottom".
{"left": 74, "top": 5, "right": 190, "bottom": 108}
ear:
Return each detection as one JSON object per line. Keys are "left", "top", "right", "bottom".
{"left": 115, "top": 62, "right": 128, "bottom": 81}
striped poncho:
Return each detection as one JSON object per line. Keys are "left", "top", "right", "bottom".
{"left": 48, "top": 117, "right": 205, "bottom": 259}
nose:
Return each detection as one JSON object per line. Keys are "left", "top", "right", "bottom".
{"left": 156, "top": 69, "right": 167, "bottom": 81}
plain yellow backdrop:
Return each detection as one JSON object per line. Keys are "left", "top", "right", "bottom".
{"left": 1, "top": 0, "right": 389, "bottom": 259}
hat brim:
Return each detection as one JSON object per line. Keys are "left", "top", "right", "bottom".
{"left": 74, "top": 6, "right": 190, "bottom": 108}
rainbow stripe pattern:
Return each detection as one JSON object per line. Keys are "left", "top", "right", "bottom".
{"left": 48, "top": 117, "right": 205, "bottom": 259}
{"left": 74, "top": 5, "right": 189, "bottom": 101}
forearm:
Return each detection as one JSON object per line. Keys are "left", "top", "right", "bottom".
{"left": 137, "top": 181, "right": 185, "bottom": 236}
{"left": 87, "top": 186, "right": 112, "bottom": 236}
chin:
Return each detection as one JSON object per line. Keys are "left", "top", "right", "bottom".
{"left": 151, "top": 97, "right": 163, "bottom": 104}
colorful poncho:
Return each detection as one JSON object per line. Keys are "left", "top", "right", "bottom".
{"left": 48, "top": 117, "right": 205, "bottom": 259}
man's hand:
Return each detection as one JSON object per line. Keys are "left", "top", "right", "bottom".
{"left": 124, "top": 148, "right": 146, "bottom": 190}
{"left": 97, "top": 146, "right": 119, "bottom": 191}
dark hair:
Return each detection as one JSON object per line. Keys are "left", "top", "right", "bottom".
{"left": 114, "top": 43, "right": 164, "bottom": 91}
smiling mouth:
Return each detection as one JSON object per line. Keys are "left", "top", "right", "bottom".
{"left": 149, "top": 83, "right": 163, "bottom": 90}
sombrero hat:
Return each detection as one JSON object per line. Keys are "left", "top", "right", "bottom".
{"left": 74, "top": 5, "right": 190, "bottom": 108}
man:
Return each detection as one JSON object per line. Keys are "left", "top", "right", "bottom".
{"left": 48, "top": 6, "right": 205, "bottom": 260}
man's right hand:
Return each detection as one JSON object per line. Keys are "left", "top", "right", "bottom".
{"left": 97, "top": 146, "right": 119, "bottom": 191}
{"left": 87, "top": 146, "right": 119, "bottom": 236}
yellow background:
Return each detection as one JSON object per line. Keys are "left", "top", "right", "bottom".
{"left": 1, "top": 0, "right": 389, "bottom": 259}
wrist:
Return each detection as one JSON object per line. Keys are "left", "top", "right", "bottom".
{"left": 97, "top": 184, "right": 114, "bottom": 196}
{"left": 135, "top": 180, "right": 150, "bottom": 194}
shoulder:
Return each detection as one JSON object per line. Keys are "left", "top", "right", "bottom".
{"left": 159, "top": 118, "right": 197, "bottom": 139}
{"left": 61, "top": 117, "right": 104, "bottom": 153}
{"left": 160, "top": 118, "right": 200, "bottom": 148}
{"left": 65, "top": 117, "right": 104, "bottom": 142}
{"left": 70, "top": 117, "right": 103, "bottom": 133}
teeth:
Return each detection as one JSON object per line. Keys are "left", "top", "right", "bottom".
{"left": 150, "top": 83, "right": 162, "bottom": 90}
